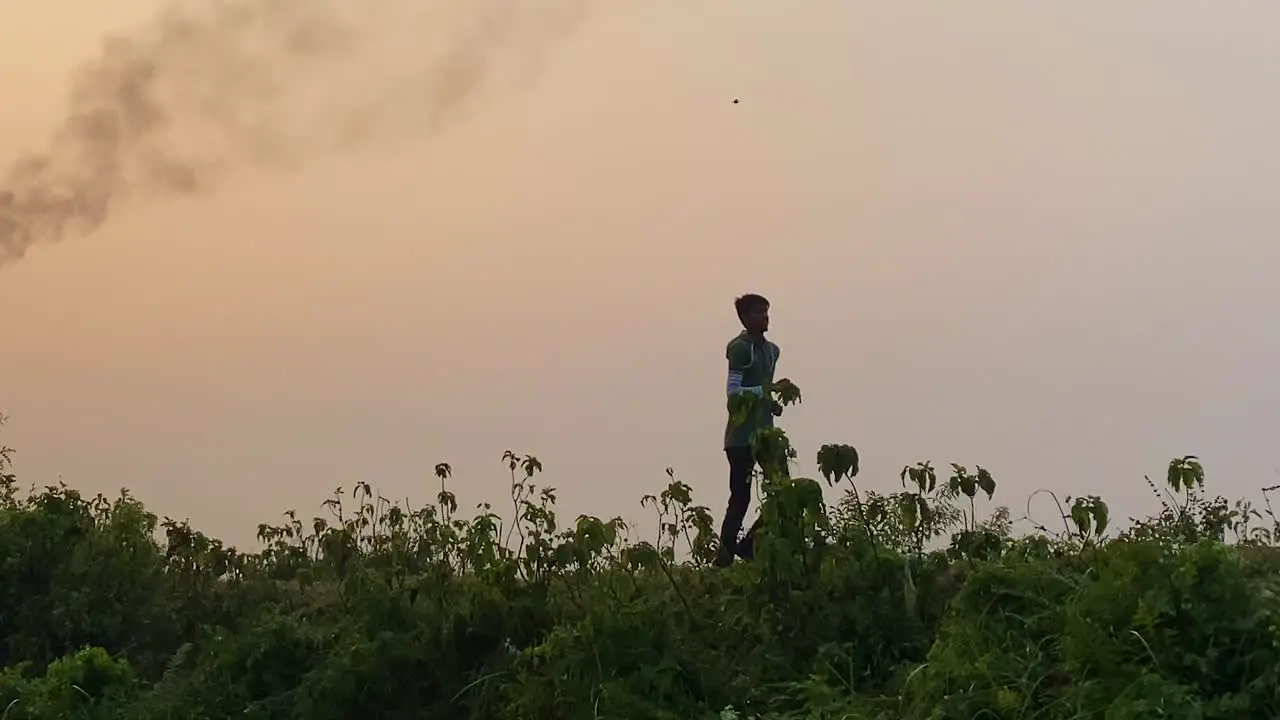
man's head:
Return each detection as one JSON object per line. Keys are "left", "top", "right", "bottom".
{"left": 734, "top": 293, "right": 770, "bottom": 334}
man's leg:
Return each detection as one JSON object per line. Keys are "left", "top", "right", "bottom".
{"left": 737, "top": 452, "right": 789, "bottom": 560}
{"left": 715, "top": 446, "right": 755, "bottom": 566}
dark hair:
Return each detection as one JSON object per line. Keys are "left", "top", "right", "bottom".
{"left": 734, "top": 293, "right": 770, "bottom": 320}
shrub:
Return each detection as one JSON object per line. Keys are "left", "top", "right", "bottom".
{"left": 1, "top": 390, "right": 1278, "bottom": 718}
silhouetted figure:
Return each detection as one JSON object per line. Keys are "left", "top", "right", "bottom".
{"left": 715, "top": 293, "right": 784, "bottom": 567}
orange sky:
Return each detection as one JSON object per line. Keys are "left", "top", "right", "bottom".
{"left": 4, "top": 1, "right": 1280, "bottom": 546}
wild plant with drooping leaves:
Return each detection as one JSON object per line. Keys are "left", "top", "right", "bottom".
{"left": 2, "top": 385, "right": 1280, "bottom": 719}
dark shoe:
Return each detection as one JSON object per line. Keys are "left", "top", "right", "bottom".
{"left": 713, "top": 542, "right": 736, "bottom": 567}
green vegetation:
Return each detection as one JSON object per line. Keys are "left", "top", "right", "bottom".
{"left": 2, "top": 384, "right": 1280, "bottom": 719}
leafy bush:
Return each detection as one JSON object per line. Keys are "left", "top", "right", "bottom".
{"left": 1, "top": 391, "right": 1279, "bottom": 719}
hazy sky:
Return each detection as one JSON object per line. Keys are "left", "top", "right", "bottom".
{"left": 4, "top": 1, "right": 1280, "bottom": 547}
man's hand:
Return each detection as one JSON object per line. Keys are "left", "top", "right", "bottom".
{"left": 771, "top": 400, "right": 784, "bottom": 417}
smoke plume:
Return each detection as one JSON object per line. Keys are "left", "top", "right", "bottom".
{"left": 0, "top": 0, "right": 586, "bottom": 267}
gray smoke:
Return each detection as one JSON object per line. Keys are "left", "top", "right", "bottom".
{"left": 0, "top": 0, "right": 585, "bottom": 267}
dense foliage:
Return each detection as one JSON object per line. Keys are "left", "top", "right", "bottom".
{"left": 3, "top": 384, "right": 1280, "bottom": 719}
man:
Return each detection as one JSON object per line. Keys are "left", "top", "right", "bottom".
{"left": 715, "top": 293, "right": 784, "bottom": 567}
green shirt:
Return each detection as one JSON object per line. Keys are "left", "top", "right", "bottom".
{"left": 723, "top": 331, "right": 780, "bottom": 449}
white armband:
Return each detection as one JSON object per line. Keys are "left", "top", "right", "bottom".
{"left": 727, "top": 371, "right": 763, "bottom": 397}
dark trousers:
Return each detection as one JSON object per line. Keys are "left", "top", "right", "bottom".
{"left": 719, "top": 446, "right": 765, "bottom": 559}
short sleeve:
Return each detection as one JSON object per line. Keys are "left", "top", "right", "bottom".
{"left": 727, "top": 340, "right": 754, "bottom": 372}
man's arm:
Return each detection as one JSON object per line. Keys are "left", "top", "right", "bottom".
{"left": 726, "top": 341, "right": 761, "bottom": 397}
